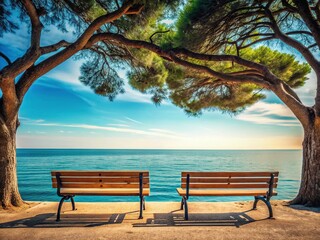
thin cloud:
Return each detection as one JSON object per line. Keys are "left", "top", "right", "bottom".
{"left": 149, "top": 128, "right": 176, "bottom": 134}
{"left": 107, "top": 123, "right": 130, "bottom": 127}
{"left": 26, "top": 121, "right": 182, "bottom": 139}
{"left": 125, "top": 117, "right": 142, "bottom": 124}
{"left": 236, "top": 102, "right": 300, "bottom": 127}
{"left": 20, "top": 117, "right": 45, "bottom": 124}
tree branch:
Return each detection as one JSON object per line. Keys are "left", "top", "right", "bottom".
{"left": 87, "top": 33, "right": 273, "bottom": 88}
{"left": 88, "top": 33, "right": 312, "bottom": 127}
{"left": 264, "top": 7, "right": 320, "bottom": 71}
{"left": 286, "top": 30, "right": 313, "bottom": 36}
{"left": 149, "top": 30, "right": 170, "bottom": 44}
{"left": 238, "top": 33, "right": 274, "bottom": 41}
{"left": 228, "top": 70, "right": 264, "bottom": 77}
{"left": 89, "top": 33, "right": 308, "bottom": 111}
{"left": 125, "top": 4, "right": 144, "bottom": 15}
{"left": 40, "top": 40, "right": 71, "bottom": 55}
{"left": 272, "top": 81, "right": 310, "bottom": 128}
{"left": 169, "top": 47, "right": 273, "bottom": 77}
{"left": 0, "top": 51, "right": 11, "bottom": 65}
{"left": 239, "top": 36, "right": 276, "bottom": 49}
{"left": 0, "top": 0, "right": 43, "bottom": 124}
{"left": 21, "top": 0, "right": 42, "bottom": 51}
{"left": 0, "top": 0, "right": 43, "bottom": 81}
{"left": 0, "top": 78, "right": 19, "bottom": 124}
{"left": 15, "top": 0, "right": 135, "bottom": 102}
{"left": 291, "top": 0, "right": 320, "bottom": 114}
{"left": 171, "top": 55, "right": 270, "bottom": 88}
{"left": 308, "top": 43, "right": 317, "bottom": 49}
{"left": 71, "top": 0, "right": 134, "bottom": 47}
{"left": 293, "top": 0, "right": 320, "bottom": 47}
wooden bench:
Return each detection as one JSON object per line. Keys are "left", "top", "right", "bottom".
{"left": 51, "top": 170, "right": 150, "bottom": 221}
{"left": 177, "top": 171, "right": 279, "bottom": 220}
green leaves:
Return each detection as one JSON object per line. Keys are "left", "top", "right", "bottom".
{"left": 3, "top": 0, "right": 311, "bottom": 114}
{"left": 239, "top": 46, "right": 311, "bottom": 88}
{"left": 75, "top": 1, "right": 180, "bottom": 102}
{"left": 128, "top": 43, "right": 310, "bottom": 115}
{"left": 127, "top": 50, "right": 169, "bottom": 104}
{"left": 0, "top": 0, "right": 18, "bottom": 37}
{"left": 84, "top": 1, "right": 107, "bottom": 22}
{"left": 167, "top": 70, "right": 266, "bottom": 115}
{"left": 134, "top": 0, "right": 312, "bottom": 115}
{"left": 79, "top": 54, "right": 124, "bottom": 101}
{"left": 129, "top": 52, "right": 167, "bottom": 88}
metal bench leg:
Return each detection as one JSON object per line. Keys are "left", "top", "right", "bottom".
{"left": 252, "top": 196, "right": 259, "bottom": 210}
{"left": 142, "top": 196, "right": 146, "bottom": 210}
{"left": 139, "top": 196, "right": 143, "bottom": 219}
{"left": 252, "top": 196, "right": 273, "bottom": 218}
{"left": 71, "top": 196, "right": 76, "bottom": 210}
{"left": 180, "top": 198, "right": 184, "bottom": 210}
{"left": 263, "top": 198, "right": 273, "bottom": 218}
{"left": 184, "top": 197, "right": 189, "bottom": 220}
{"left": 56, "top": 196, "right": 68, "bottom": 221}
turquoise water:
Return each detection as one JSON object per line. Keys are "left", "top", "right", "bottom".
{"left": 17, "top": 149, "right": 302, "bottom": 202}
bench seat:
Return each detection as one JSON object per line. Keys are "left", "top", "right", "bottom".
{"left": 60, "top": 188, "right": 150, "bottom": 196}
{"left": 176, "top": 188, "right": 277, "bottom": 197}
{"left": 178, "top": 171, "right": 279, "bottom": 220}
{"left": 51, "top": 170, "right": 149, "bottom": 221}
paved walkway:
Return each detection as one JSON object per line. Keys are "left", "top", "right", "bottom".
{"left": 0, "top": 201, "right": 319, "bottom": 240}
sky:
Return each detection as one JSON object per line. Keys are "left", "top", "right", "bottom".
{"left": 0, "top": 21, "right": 316, "bottom": 150}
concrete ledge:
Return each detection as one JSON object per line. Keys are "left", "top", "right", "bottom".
{"left": 0, "top": 200, "right": 319, "bottom": 240}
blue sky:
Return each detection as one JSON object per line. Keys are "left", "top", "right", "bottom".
{"left": 0, "top": 22, "right": 315, "bottom": 149}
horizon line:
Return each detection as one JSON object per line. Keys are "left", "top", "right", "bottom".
{"left": 16, "top": 148, "right": 302, "bottom": 151}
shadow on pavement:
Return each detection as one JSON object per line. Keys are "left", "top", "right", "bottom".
{"left": 0, "top": 212, "right": 130, "bottom": 228}
{"left": 133, "top": 210, "right": 266, "bottom": 228}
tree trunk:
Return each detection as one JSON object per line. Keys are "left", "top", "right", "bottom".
{"left": 0, "top": 124, "right": 24, "bottom": 209}
{"left": 292, "top": 117, "right": 320, "bottom": 206}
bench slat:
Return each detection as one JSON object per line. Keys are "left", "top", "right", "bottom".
{"left": 181, "top": 172, "right": 279, "bottom": 177}
{"left": 51, "top": 171, "right": 149, "bottom": 177}
{"left": 176, "top": 188, "right": 278, "bottom": 196}
{"left": 181, "top": 177, "right": 278, "bottom": 183}
{"left": 60, "top": 188, "right": 150, "bottom": 196}
{"left": 52, "top": 177, "right": 149, "bottom": 183}
{"left": 52, "top": 183, "right": 150, "bottom": 188}
{"left": 181, "top": 183, "right": 277, "bottom": 188}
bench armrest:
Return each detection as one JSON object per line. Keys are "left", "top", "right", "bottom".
{"left": 267, "top": 173, "right": 275, "bottom": 200}
{"left": 139, "top": 172, "right": 143, "bottom": 198}
{"left": 55, "top": 172, "right": 62, "bottom": 197}
{"left": 186, "top": 174, "right": 190, "bottom": 199}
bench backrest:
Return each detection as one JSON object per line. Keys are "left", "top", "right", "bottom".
{"left": 181, "top": 172, "right": 279, "bottom": 189}
{"left": 51, "top": 170, "right": 150, "bottom": 189}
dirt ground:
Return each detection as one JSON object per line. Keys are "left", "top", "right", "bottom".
{"left": 0, "top": 200, "right": 319, "bottom": 240}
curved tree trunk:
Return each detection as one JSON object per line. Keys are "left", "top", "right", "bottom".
{"left": 0, "top": 124, "right": 24, "bottom": 209}
{"left": 292, "top": 118, "right": 320, "bottom": 206}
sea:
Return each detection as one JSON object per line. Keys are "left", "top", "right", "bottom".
{"left": 17, "top": 149, "right": 302, "bottom": 202}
